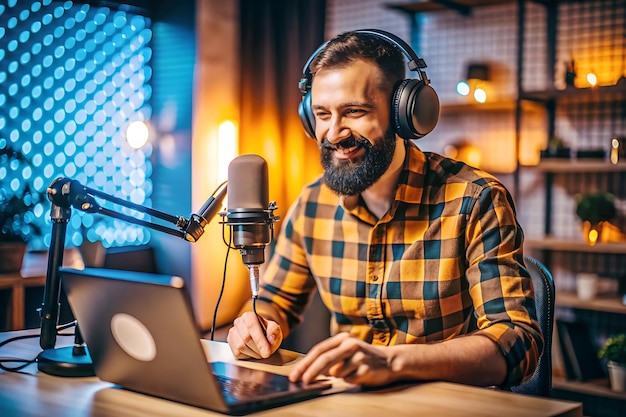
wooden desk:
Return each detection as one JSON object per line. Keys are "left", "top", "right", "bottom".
{"left": 0, "top": 273, "right": 46, "bottom": 330}
{"left": 0, "top": 329, "right": 583, "bottom": 417}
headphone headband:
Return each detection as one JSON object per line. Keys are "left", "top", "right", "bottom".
{"left": 299, "top": 29, "right": 431, "bottom": 95}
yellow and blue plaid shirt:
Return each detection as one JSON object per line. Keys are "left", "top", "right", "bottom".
{"left": 260, "top": 140, "right": 543, "bottom": 386}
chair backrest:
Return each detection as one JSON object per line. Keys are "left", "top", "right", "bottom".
{"left": 510, "top": 255, "right": 555, "bottom": 397}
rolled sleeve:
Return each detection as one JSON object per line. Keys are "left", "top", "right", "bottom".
{"left": 465, "top": 182, "right": 544, "bottom": 386}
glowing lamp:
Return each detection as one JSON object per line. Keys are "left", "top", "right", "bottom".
{"left": 587, "top": 72, "right": 597, "bottom": 87}
{"left": 457, "top": 63, "right": 490, "bottom": 103}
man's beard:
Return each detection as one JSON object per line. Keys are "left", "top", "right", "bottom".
{"left": 320, "top": 128, "right": 397, "bottom": 196}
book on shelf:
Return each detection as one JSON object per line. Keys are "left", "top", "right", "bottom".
{"left": 556, "top": 319, "right": 606, "bottom": 381}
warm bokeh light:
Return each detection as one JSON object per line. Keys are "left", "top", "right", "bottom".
{"left": 126, "top": 121, "right": 150, "bottom": 149}
{"left": 473, "top": 87, "right": 487, "bottom": 103}
{"left": 611, "top": 137, "right": 620, "bottom": 164}
{"left": 444, "top": 142, "right": 482, "bottom": 168}
{"left": 217, "top": 120, "right": 238, "bottom": 183}
{"left": 587, "top": 72, "right": 598, "bottom": 86}
{"left": 583, "top": 221, "right": 602, "bottom": 246}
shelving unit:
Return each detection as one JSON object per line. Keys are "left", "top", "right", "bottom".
{"left": 533, "top": 160, "right": 626, "bottom": 174}
{"left": 516, "top": 1, "right": 626, "bottom": 414}
{"left": 388, "top": 0, "right": 626, "bottom": 414}
{"left": 557, "top": 292, "right": 626, "bottom": 315}
{"left": 553, "top": 377, "right": 626, "bottom": 401}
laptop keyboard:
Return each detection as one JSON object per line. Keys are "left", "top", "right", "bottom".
{"left": 215, "top": 374, "right": 283, "bottom": 399}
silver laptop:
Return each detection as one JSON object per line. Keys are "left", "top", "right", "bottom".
{"left": 60, "top": 267, "right": 331, "bottom": 415}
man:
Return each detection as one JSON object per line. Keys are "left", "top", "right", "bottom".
{"left": 227, "top": 30, "right": 543, "bottom": 389}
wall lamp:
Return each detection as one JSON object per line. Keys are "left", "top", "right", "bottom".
{"left": 456, "top": 63, "right": 490, "bottom": 103}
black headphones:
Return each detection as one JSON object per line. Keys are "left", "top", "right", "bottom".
{"left": 298, "top": 29, "right": 440, "bottom": 141}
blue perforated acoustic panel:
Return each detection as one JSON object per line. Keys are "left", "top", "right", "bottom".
{"left": 0, "top": 0, "right": 153, "bottom": 249}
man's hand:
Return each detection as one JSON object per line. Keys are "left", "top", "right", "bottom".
{"left": 227, "top": 311, "right": 283, "bottom": 359}
{"left": 288, "top": 332, "right": 400, "bottom": 386}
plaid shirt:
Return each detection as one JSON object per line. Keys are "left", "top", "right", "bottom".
{"left": 260, "top": 140, "right": 543, "bottom": 386}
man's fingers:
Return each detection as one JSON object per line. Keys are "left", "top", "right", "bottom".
{"left": 289, "top": 333, "right": 354, "bottom": 383}
{"left": 264, "top": 320, "right": 283, "bottom": 351}
{"left": 227, "top": 321, "right": 258, "bottom": 359}
{"left": 227, "top": 312, "right": 280, "bottom": 359}
{"left": 241, "top": 312, "right": 273, "bottom": 358}
{"left": 303, "top": 346, "right": 356, "bottom": 383}
{"left": 227, "top": 314, "right": 261, "bottom": 358}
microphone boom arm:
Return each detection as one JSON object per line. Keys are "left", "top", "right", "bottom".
{"left": 80, "top": 184, "right": 185, "bottom": 226}
{"left": 38, "top": 177, "right": 227, "bottom": 376}
{"left": 64, "top": 180, "right": 228, "bottom": 241}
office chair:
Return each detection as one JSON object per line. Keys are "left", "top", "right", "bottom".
{"left": 510, "top": 255, "right": 555, "bottom": 397}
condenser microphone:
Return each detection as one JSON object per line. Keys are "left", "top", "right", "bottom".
{"left": 224, "top": 154, "right": 278, "bottom": 298}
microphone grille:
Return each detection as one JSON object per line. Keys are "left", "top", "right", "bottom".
{"left": 227, "top": 154, "right": 269, "bottom": 210}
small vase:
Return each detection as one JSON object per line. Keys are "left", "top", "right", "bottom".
{"left": 608, "top": 361, "right": 626, "bottom": 392}
{"left": 582, "top": 221, "right": 605, "bottom": 246}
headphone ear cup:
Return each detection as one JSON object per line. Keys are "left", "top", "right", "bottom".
{"left": 298, "top": 91, "right": 316, "bottom": 139}
{"left": 392, "top": 79, "right": 440, "bottom": 140}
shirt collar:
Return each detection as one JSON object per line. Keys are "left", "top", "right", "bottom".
{"left": 395, "top": 140, "right": 427, "bottom": 205}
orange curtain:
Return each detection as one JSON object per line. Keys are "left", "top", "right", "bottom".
{"left": 191, "top": 0, "right": 326, "bottom": 333}
{"left": 238, "top": 0, "right": 326, "bottom": 225}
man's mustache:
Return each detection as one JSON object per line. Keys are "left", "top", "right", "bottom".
{"left": 321, "top": 136, "right": 369, "bottom": 150}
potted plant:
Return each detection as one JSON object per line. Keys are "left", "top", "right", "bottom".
{"left": 540, "top": 136, "right": 571, "bottom": 159}
{"left": 598, "top": 334, "right": 626, "bottom": 391}
{"left": 0, "top": 144, "right": 44, "bottom": 272}
{"left": 575, "top": 192, "right": 618, "bottom": 246}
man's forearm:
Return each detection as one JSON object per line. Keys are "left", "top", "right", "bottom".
{"left": 387, "top": 334, "right": 507, "bottom": 386}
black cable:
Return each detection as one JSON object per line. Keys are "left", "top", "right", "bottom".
{"left": 56, "top": 321, "right": 77, "bottom": 332}
{"left": 209, "top": 224, "right": 232, "bottom": 341}
{"left": 0, "top": 321, "right": 78, "bottom": 373}
{"left": 0, "top": 332, "right": 40, "bottom": 350}
{"left": 252, "top": 295, "right": 266, "bottom": 335}
{"left": 0, "top": 356, "right": 37, "bottom": 372}
{"left": 213, "top": 216, "right": 268, "bottom": 339}
{"left": 0, "top": 333, "right": 40, "bottom": 372}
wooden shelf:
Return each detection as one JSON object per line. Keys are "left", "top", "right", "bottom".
{"left": 556, "top": 291, "right": 626, "bottom": 314}
{"left": 553, "top": 377, "right": 626, "bottom": 401}
{"left": 520, "top": 83, "right": 626, "bottom": 104}
{"left": 386, "top": 0, "right": 514, "bottom": 15}
{"left": 531, "top": 160, "right": 626, "bottom": 173}
{"left": 441, "top": 98, "right": 546, "bottom": 114}
{"left": 525, "top": 238, "right": 626, "bottom": 254}
{"left": 441, "top": 100, "right": 516, "bottom": 113}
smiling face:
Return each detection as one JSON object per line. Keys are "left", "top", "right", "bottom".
{"left": 311, "top": 59, "right": 397, "bottom": 196}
